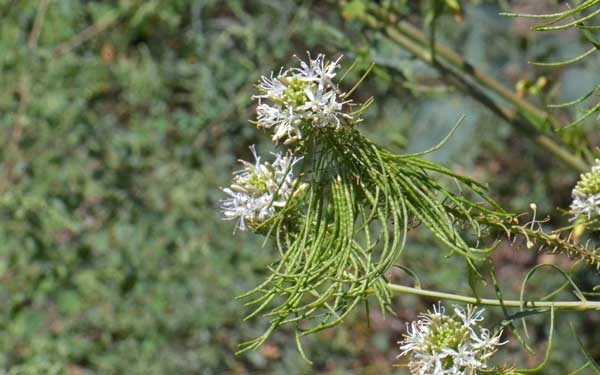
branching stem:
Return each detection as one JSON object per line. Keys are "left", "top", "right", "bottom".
{"left": 351, "top": 3, "right": 589, "bottom": 173}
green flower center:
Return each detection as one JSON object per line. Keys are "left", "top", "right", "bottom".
{"left": 422, "top": 315, "right": 469, "bottom": 368}
{"left": 282, "top": 77, "right": 311, "bottom": 107}
{"left": 575, "top": 162, "right": 600, "bottom": 196}
{"left": 235, "top": 168, "right": 274, "bottom": 195}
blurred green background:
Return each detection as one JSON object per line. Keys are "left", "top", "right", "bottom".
{"left": 1, "top": 0, "right": 599, "bottom": 374}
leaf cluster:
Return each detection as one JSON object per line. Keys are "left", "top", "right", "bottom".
{"left": 240, "top": 122, "right": 508, "bottom": 358}
{"left": 503, "top": 1, "right": 600, "bottom": 128}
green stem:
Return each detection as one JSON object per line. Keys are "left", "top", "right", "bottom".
{"left": 386, "top": 283, "right": 600, "bottom": 311}
{"left": 351, "top": 4, "right": 589, "bottom": 173}
{"left": 392, "top": 20, "right": 556, "bottom": 129}
{"left": 382, "top": 26, "right": 587, "bottom": 173}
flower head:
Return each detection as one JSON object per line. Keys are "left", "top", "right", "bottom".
{"left": 571, "top": 160, "right": 600, "bottom": 221}
{"left": 253, "top": 53, "right": 354, "bottom": 144}
{"left": 221, "top": 145, "right": 304, "bottom": 231}
{"left": 399, "top": 304, "right": 505, "bottom": 375}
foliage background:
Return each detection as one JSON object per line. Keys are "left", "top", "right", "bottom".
{"left": 1, "top": 0, "right": 599, "bottom": 373}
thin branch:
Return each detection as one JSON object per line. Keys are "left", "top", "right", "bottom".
{"left": 0, "top": 78, "right": 30, "bottom": 194}
{"left": 28, "top": 0, "right": 50, "bottom": 49}
{"left": 383, "top": 27, "right": 588, "bottom": 173}
{"left": 53, "top": 14, "right": 120, "bottom": 56}
{"left": 387, "top": 283, "right": 600, "bottom": 311}
{"left": 350, "top": 4, "right": 589, "bottom": 173}
{"left": 384, "top": 15, "right": 560, "bottom": 130}
{"left": 51, "top": 1, "right": 143, "bottom": 57}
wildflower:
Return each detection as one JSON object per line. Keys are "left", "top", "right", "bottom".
{"left": 253, "top": 54, "right": 354, "bottom": 144}
{"left": 221, "top": 145, "right": 304, "bottom": 231}
{"left": 398, "top": 304, "right": 505, "bottom": 375}
{"left": 570, "top": 160, "right": 600, "bottom": 221}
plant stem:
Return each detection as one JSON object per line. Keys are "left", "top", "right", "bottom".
{"left": 393, "top": 20, "right": 555, "bottom": 129}
{"left": 383, "top": 26, "right": 588, "bottom": 173}
{"left": 352, "top": 4, "right": 589, "bottom": 173}
{"left": 386, "top": 283, "right": 600, "bottom": 311}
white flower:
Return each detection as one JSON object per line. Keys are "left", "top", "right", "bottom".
{"left": 221, "top": 145, "right": 303, "bottom": 231}
{"left": 570, "top": 160, "right": 600, "bottom": 221}
{"left": 252, "top": 53, "right": 354, "bottom": 144}
{"left": 571, "top": 193, "right": 600, "bottom": 220}
{"left": 256, "top": 71, "right": 287, "bottom": 98}
{"left": 399, "top": 304, "right": 505, "bottom": 375}
{"left": 292, "top": 54, "right": 341, "bottom": 89}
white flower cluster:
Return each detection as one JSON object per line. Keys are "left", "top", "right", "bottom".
{"left": 571, "top": 161, "right": 600, "bottom": 221}
{"left": 253, "top": 54, "right": 353, "bottom": 144}
{"left": 221, "top": 146, "right": 304, "bottom": 231}
{"left": 399, "top": 304, "right": 505, "bottom": 375}
{"left": 222, "top": 54, "right": 353, "bottom": 231}
{"left": 571, "top": 193, "right": 600, "bottom": 221}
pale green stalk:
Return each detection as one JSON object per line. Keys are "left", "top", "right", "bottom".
{"left": 387, "top": 283, "right": 600, "bottom": 311}
{"left": 345, "top": 2, "right": 589, "bottom": 173}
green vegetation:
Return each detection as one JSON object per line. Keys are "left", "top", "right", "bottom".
{"left": 2, "top": 1, "right": 600, "bottom": 374}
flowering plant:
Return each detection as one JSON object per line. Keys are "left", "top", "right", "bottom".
{"left": 253, "top": 54, "right": 354, "bottom": 144}
{"left": 570, "top": 160, "right": 600, "bottom": 223}
{"left": 399, "top": 305, "right": 505, "bottom": 375}
{"left": 221, "top": 146, "right": 304, "bottom": 232}
{"left": 223, "top": 49, "right": 600, "bottom": 373}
